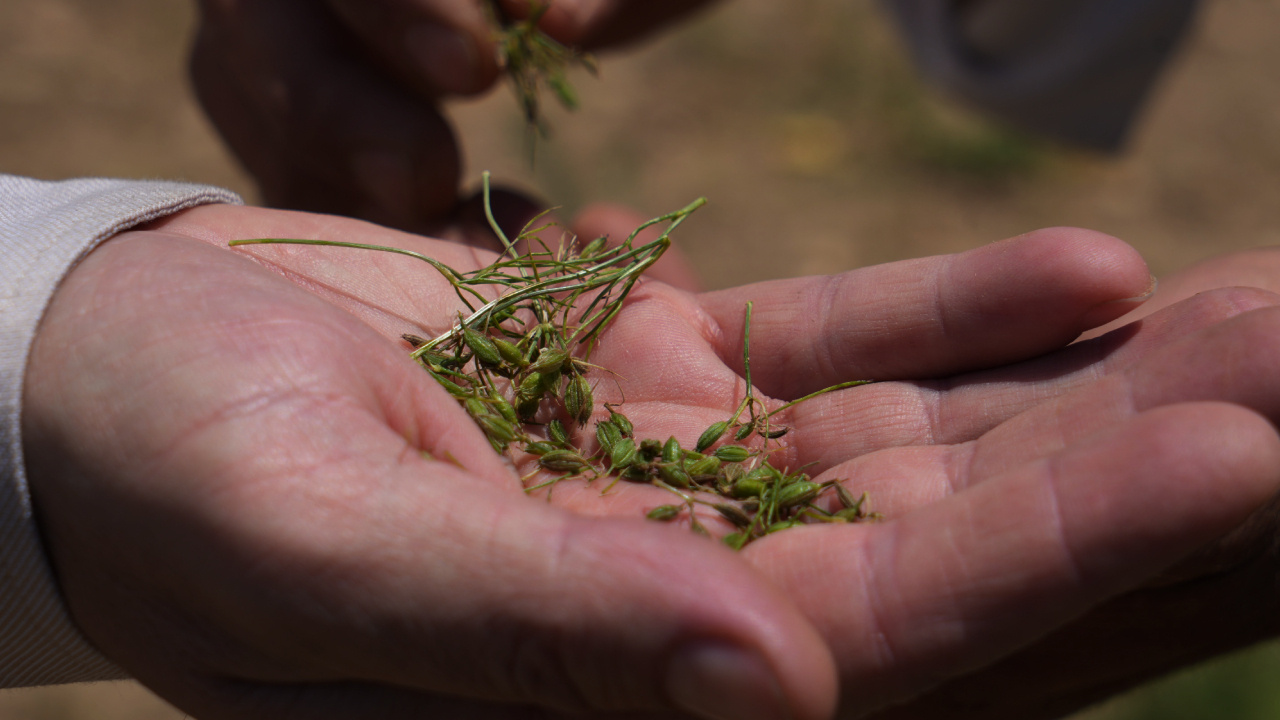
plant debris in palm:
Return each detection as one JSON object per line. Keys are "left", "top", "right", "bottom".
{"left": 231, "top": 173, "right": 878, "bottom": 548}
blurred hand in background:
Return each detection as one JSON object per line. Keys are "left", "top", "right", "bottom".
{"left": 189, "top": 0, "right": 719, "bottom": 239}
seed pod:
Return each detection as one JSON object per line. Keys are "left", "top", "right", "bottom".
{"left": 762, "top": 425, "right": 790, "bottom": 440}
{"left": 401, "top": 333, "right": 427, "bottom": 348}
{"left": 734, "top": 420, "right": 755, "bottom": 441}
{"left": 528, "top": 347, "right": 569, "bottom": 375}
{"left": 464, "top": 397, "right": 490, "bottom": 418}
{"left": 714, "top": 503, "right": 753, "bottom": 529}
{"left": 744, "top": 465, "right": 778, "bottom": 484}
{"left": 565, "top": 375, "right": 594, "bottom": 425}
{"left": 731, "top": 478, "right": 767, "bottom": 499}
{"left": 525, "top": 441, "right": 556, "bottom": 456}
{"left": 579, "top": 235, "right": 608, "bottom": 258}
{"left": 766, "top": 519, "right": 802, "bottom": 534}
{"left": 463, "top": 327, "right": 502, "bottom": 367}
{"left": 494, "top": 338, "right": 528, "bottom": 368}
{"left": 639, "top": 439, "right": 664, "bottom": 459}
{"left": 646, "top": 505, "right": 681, "bottom": 522}
{"left": 595, "top": 420, "right": 622, "bottom": 454}
{"left": 606, "top": 406, "right": 634, "bottom": 437}
{"left": 713, "top": 445, "right": 752, "bottom": 463}
{"left": 548, "top": 419, "right": 571, "bottom": 447}
{"left": 835, "top": 484, "right": 866, "bottom": 512}
{"left": 477, "top": 415, "right": 518, "bottom": 444}
{"left": 661, "top": 436, "right": 682, "bottom": 464}
{"left": 490, "top": 394, "right": 520, "bottom": 425}
{"left": 722, "top": 532, "right": 750, "bottom": 550}
{"left": 696, "top": 421, "right": 729, "bottom": 452}
{"left": 610, "top": 438, "right": 638, "bottom": 469}
{"left": 776, "top": 481, "right": 821, "bottom": 508}
{"left": 686, "top": 456, "right": 722, "bottom": 478}
{"left": 516, "top": 373, "right": 548, "bottom": 419}
{"left": 539, "top": 450, "right": 589, "bottom": 473}
{"left": 658, "top": 464, "right": 692, "bottom": 489}
{"left": 430, "top": 372, "right": 471, "bottom": 398}
{"left": 834, "top": 507, "right": 867, "bottom": 522}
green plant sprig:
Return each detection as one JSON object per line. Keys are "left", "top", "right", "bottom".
{"left": 485, "top": 0, "right": 598, "bottom": 135}
{"left": 229, "top": 174, "right": 878, "bottom": 548}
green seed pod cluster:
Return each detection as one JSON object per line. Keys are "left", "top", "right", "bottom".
{"left": 372, "top": 181, "right": 875, "bottom": 550}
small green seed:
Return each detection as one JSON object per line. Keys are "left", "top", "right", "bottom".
{"left": 464, "top": 397, "right": 490, "bottom": 418}
{"left": 525, "top": 441, "right": 557, "bottom": 456}
{"left": 494, "top": 338, "right": 528, "bottom": 367}
{"left": 565, "top": 375, "right": 594, "bottom": 425}
{"left": 595, "top": 420, "right": 622, "bottom": 454}
{"left": 639, "top": 438, "right": 663, "bottom": 459}
{"left": 548, "top": 419, "right": 571, "bottom": 446}
{"left": 477, "top": 415, "right": 518, "bottom": 444}
{"left": 722, "top": 532, "right": 749, "bottom": 550}
{"left": 776, "top": 481, "right": 821, "bottom": 508}
{"left": 661, "top": 436, "right": 682, "bottom": 464}
{"left": 528, "top": 347, "right": 569, "bottom": 374}
{"left": 610, "top": 438, "right": 638, "bottom": 469}
{"left": 491, "top": 394, "right": 520, "bottom": 425}
{"left": 696, "top": 421, "right": 729, "bottom": 452}
{"left": 607, "top": 406, "right": 634, "bottom": 437}
{"left": 686, "top": 456, "right": 722, "bottom": 478}
{"left": 713, "top": 445, "right": 752, "bottom": 463}
{"left": 579, "top": 235, "right": 608, "bottom": 258}
{"left": 539, "top": 450, "right": 588, "bottom": 473}
{"left": 734, "top": 421, "right": 755, "bottom": 441}
{"left": 646, "top": 505, "right": 681, "bottom": 522}
{"left": 431, "top": 373, "right": 471, "bottom": 397}
{"left": 714, "top": 503, "right": 753, "bottom": 529}
{"left": 463, "top": 327, "right": 502, "bottom": 367}
{"left": 835, "top": 484, "right": 865, "bottom": 512}
{"left": 658, "top": 464, "right": 692, "bottom": 489}
{"left": 766, "top": 519, "right": 802, "bottom": 534}
{"left": 731, "top": 478, "right": 767, "bottom": 499}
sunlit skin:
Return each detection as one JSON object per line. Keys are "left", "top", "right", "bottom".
{"left": 23, "top": 203, "right": 1280, "bottom": 719}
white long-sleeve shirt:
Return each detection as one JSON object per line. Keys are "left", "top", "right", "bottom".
{"left": 0, "top": 175, "right": 241, "bottom": 686}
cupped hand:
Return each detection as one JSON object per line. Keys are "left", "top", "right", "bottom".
{"left": 28, "top": 204, "right": 1280, "bottom": 720}
{"left": 22, "top": 206, "right": 837, "bottom": 720}
{"left": 538, "top": 227, "right": 1280, "bottom": 717}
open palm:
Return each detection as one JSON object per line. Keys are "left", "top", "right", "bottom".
{"left": 25, "top": 204, "right": 1280, "bottom": 720}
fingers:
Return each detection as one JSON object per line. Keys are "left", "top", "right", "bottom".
{"left": 510, "top": 0, "right": 725, "bottom": 49}
{"left": 28, "top": 232, "right": 838, "bottom": 720}
{"left": 700, "top": 227, "right": 1153, "bottom": 398}
{"left": 191, "top": 0, "right": 462, "bottom": 232}
{"left": 747, "top": 403, "right": 1280, "bottom": 714}
{"left": 325, "top": 0, "right": 501, "bottom": 96}
{"left": 780, "top": 286, "right": 1280, "bottom": 468}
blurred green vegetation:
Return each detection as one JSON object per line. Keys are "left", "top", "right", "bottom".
{"left": 1074, "top": 641, "right": 1280, "bottom": 720}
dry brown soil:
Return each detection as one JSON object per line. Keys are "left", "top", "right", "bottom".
{"left": 2, "top": 0, "right": 1279, "bottom": 717}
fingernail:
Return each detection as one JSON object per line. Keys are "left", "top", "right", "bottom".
{"left": 351, "top": 151, "right": 415, "bottom": 217}
{"left": 1080, "top": 274, "right": 1160, "bottom": 329}
{"left": 406, "top": 23, "right": 477, "bottom": 94}
{"left": 666, "top": 642, "right": 791, "bottom": 720}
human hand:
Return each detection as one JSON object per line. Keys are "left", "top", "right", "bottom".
{"left": 515, "top": 226, "right": 1280, "bottom": 717}
{"left": 189, "top": 0, "right": 717, "bottom": 235}
{"left": 21, "top": 205, "right": 837, "bottom": 720}
{"left": 859, "top": 248, "right": 1280, "bottom": 719}
{"left": 141, "top": 209, "right": 1280, "bottom": 718}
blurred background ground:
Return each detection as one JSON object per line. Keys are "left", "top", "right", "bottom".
{"left": 2, "top": 0, "right": 1279, "bottom": 717}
